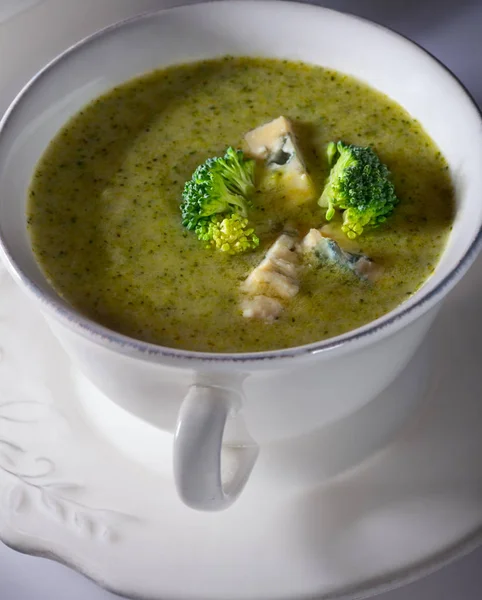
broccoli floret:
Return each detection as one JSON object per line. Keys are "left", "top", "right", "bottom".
{"left": 181, "top": 147, "right": 255, "bottom": 231}
{"left": 180, "top": 148, "right": 259, "bottom": 254}
{"left": 196, "top": 213, "right": 259, "bottom": 255}
{"left": 216, "top": 147, "right": 256, "bottom": 199}
{"left": 319, "top": 141, "right": 399, "bottom": 239}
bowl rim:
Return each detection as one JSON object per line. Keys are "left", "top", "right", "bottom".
{"left": 1, "top": 0, "right": 481, "bottom": 364}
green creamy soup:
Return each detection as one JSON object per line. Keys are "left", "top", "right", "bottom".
{"left": 27, "top": 57, "right": 455, "bottom": 353}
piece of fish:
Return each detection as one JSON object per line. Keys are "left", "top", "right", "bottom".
{"left": 242, "top": 233, "right": 300, "bottom": 300}
{"left": 241, "top": 295, "right": 284, "bottom": 322}
{"left": 241, "top": 232, "right": 300, "bottom": 321}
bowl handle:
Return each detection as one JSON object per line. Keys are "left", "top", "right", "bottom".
{"left": 174, "top": 385, "right": 258, "bottom": 511}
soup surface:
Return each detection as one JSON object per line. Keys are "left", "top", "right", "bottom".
{"left": 28, "top": 57, "right": 454, "bottom": 353}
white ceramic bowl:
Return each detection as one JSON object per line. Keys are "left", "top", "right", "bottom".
{"left": 0, "top": 0, "right": 481, "bottom": 511}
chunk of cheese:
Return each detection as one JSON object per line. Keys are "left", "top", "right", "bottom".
{"left": 300, "top": 229, "right": 383, "bottom": 283}
{"left": 244, "top": 116, "right": 316, "bottom": 205}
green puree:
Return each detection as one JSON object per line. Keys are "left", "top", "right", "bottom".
{"left": 27, "top": 57, "right": 455, "bottom": 353}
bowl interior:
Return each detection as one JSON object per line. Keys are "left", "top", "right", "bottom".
{"left": 0, "top": 0, "right": 481, "bottom": 353}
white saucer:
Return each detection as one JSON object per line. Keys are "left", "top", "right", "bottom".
{"left": 1, "top": 239, "right": 482, "bottom": 600}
